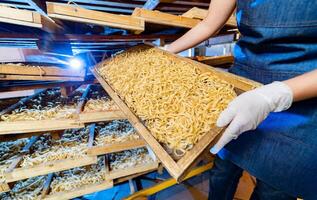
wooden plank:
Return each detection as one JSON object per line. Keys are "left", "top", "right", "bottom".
{"left": 0, "top": 183, "right": 10, "bottom": 194}
{"left": 47, "top": 2, "right": 144, "bottom": 33}
{"left": 92, "top": 68, "right": 183, "bottom": 179}
{"left": 91, "top": 44, "right": 261, "bottom": 181}
{"left": 182, "top": 7, "right": 237, "bottom": 27}
{"left": 108, "top": 162, "right": 159, "bottom": 180}
{"left": 79, "top": 110, "right": 126, "bottom": 123}
{"left": 5, "top": 156, "right": 97, "bottom": 183}
{"left": 132, "top": 8, "right": 200, "bottom": 28}
{"left": 0, "top": 75, "right": 84, "bottom": 81}
{"left": 0, "top": 120, "right": 84, "bottom": 135}
{"left": 87, "top": 139, "right": 147, "bottom": 156}
{"left": 0, "top": 5, "right": 61, "bottom": 32}
{"left": 0, "top": 64, "right": 85, "bottom": 77}
{"left": 195, "top": 55, "right": 234, "bottom": 67}
{"left": 44, "top": 180, "right": 113, "bottom": 200}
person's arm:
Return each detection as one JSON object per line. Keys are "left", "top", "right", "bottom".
{"left": 167, "top": 0, "right": 236, "bottom": 54}
{"left": 211, "top": 69, "right": 317, "bottom": 154}
{"left": 284, "top": 69, "right": 317, "bottom": 101}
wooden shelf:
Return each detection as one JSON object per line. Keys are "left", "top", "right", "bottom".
{"left": 182, "top": 7, "right": 237, "bottom": 27}
{"left": 132, "top": 8, "right": 200, "bottom": 28}
{"left": 0, "top": 5, "right": 61, "bottom": 32}
{"left": 0, "top": 63, "right": 86, "bottom": 82}
{"left": 47, "top": 2, "right": 144, "bottom": 34}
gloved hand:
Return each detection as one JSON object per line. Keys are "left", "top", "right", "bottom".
{"left": 210, "top": 81, "right": 293, "bottom": 154}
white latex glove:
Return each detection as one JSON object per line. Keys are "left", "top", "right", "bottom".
{"left": 210, "top": 81, "right": 293, "bottom": 154}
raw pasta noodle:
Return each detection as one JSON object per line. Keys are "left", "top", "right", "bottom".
{"left": 20, "top": 128, "right": 89, "bottom": 168}
{"left": 95, "top": 120, "right": 140, "bottom": 146}
{"left": 84, "top": 85, "right": 118, "bottom": 112}
{"left": 0, "top": 175, "right": 46, "bottom": 200}
{"left": 98, "top": 47, "right": 236, "bottom": 156}
{"left": 109, "top": 148, "right": 154, "bottom": 171}
{"left": 0, "top": 88, "right": 82, "bottom": 122}
{"left": 50, "top": 157, "right": 107, "bottom": 194}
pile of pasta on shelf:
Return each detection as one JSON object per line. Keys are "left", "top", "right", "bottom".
{"left": 83, "top": 85, "right": 119, "bottom": 112}
{"left": 95, "top": 120, "right": 140, "bottom": 146}
{"left": 0, "top": 175, "right": 46, "bottom": 200}
{"left": 20, "top": 128, "right": 89, "bottom": 168}
{"left": 0, "top": 88, "right": 83, "bottom": 122}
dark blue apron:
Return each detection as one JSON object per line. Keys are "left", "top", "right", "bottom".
{"left": 223, "top": 0, "right": 317, "bottom": 199}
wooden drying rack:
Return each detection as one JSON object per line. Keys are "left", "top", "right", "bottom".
{"left": 0, "top": 84, "right": 128, "bottom": 135}
{"left": 92, "top": 44, "right": 261, "bottom": 181}
{"left": 41, "top": 147, "right": 158, "bottom": 200}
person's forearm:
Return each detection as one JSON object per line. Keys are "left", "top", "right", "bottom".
{"left": 167, "top": 0, "right": 236, "bottom": 54}
{"left": 283, "top": 69, "right": 317, "bottom": 101}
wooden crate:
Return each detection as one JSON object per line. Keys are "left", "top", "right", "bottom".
{"left": 78, "top": 84, "right": 126, "bottom": 123}
{"left": 0, "top": 88, "right": 85, "bottom": 135}
{"left": 92, "top": 44, "right": 261, "bottom": 181}
{"left": 47, "top": 2, "right": 144, "bottom": 34}
{"left": 0, "top": 63, "right": 86, "bottom": 81}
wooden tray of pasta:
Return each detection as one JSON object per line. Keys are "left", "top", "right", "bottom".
{"left": 92, "top": 44, "right": 261, "bottom": 181}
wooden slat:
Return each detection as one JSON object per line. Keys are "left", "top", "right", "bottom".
{"left": 0, "top": 183, "right": 10, "bottom": 194}
{"left": 5, "top": 156, "right": 97, "bottom": 183}
{"left": 0, "top": 5, "right": 61, "bottom": 32}
{"left": 43, "top": 180, "right": 113, "bottom": 200}
{"left": 195, "top": 55, "right": 234, "bottom": 67}
{"left": 0, "top": 120, "right": 84, "bottom": 135}
{"left": 132, "top": 8, "right": 200, "bottom": 28}
{"left": 87, "top": 139, "right": 147, "bottom": 156}
{"left": 108, "top": 162, "right": 159, "bottom": 180}
{"left": 79, "top": 110, "right": 126, "bottom": 123}
{"left": 47, "top": 2, "right": 144, "bottom": 33}
{"left": 0, "top": 75, "right": 84, "bottom": 81}
{"left": 182, "top": 7, "right": 237, "bottom": 27}
{"left": 0, "top": 64, "right": 85, "bottom": 77}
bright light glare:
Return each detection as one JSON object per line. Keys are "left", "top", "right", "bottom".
{"left": 69, "top": 58, "right": 83, "bottom": 69}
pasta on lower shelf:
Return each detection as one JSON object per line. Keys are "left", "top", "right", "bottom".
{"left": 83, "top": 85, "right": 119, "bottom": 112}
{"left": 98, "top": 47, "right": 237, "bottom": 156}
{"left": 0, "top": 138, "right": 29, "bottom": 183}
{"left": 20, "top": 128, "right": 89, "bottom": 168}
{"left": 0, "top": 88, "right": 82, "bottom": 122}
{"left": 0, "top": 175, "right": 46, "bottom": 200}
{"left": 109, "top": 148, "right": 154, "bottom": 171}
{"left": 50, "top": 157, "right": 107, "bottom": 194}
{"left": 95, "top": 120, "right": 140, "bottom": 146}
